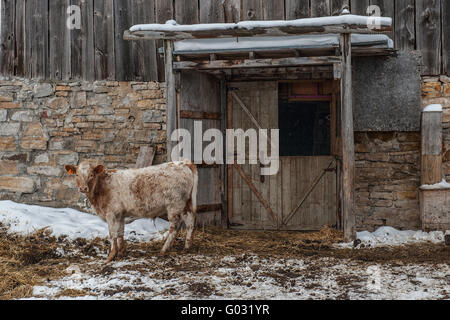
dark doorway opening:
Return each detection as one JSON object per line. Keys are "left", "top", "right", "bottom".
{"left": 278, "top": 101, "right": 331, "bottom": 156}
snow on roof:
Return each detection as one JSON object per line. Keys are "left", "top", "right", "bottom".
{"left": 423, "top": 104, "right": 443, "bottom": 112}
{"left": 173, "top": 34, "right": 393, "bottom": 54}
{"left": 130, "top": 15, "right": 392, "bottom": 33}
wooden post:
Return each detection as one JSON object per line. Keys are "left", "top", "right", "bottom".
{"left": 340, "top": 33, "right": 356, "bottom": 241}
{"left": 227, "top": 89, "right": 233, "bottom": 224}
{"left": 164, "top": 40, "right": 177, "bottom": 161}
{"left": 421, "top": 105, "right": 443, "bottom": 185}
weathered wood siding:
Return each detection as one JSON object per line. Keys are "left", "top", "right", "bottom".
{"left": 1, "top": 0, "right": 449, "bottom": 80}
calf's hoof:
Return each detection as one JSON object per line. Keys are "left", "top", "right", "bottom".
{"left": 105, "top": 252, "right": 117, "bottom": 264}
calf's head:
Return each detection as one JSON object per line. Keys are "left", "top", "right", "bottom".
{"left": 65, "top": 161, "right": 104, "bottom": 194}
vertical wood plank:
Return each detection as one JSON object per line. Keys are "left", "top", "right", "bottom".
{"left": 285, "top": 0, "right": 310, "bottom": 19}
{"left": 421, "top": 109, "right": 443, "bottom": 185}
{"left": 0, "top": 0, "right": 15, "bottom": 76}
{"left": 49, "top": 0, "right": 71, "bottom": 80}
{"left": 155, "top": 0, "right": 174, "bottom": 82}
{"left": 200, "top": 0, "right": 224, "bottom": 23}
{"left": 370, "top": 0, "right": 394, "bottom": 40}
{"left": 114, "top": 0, "right": 132, "bottom": 81}
{"left": 330, "top": 0, "right": 349, "bottom": 16}
{"left": 442, "top": 0, "right": 450, "bottom": 75}
{"left": 263, "top": 0, "right": 285, "bottom": 20}
{"left": 131, "top": 0, "right": 158, "bottom": 81}
{"left": 223, "top": 0, "right": 241, "bottom": 22}
{"left": 311, "top": 0, "right": 331, "bottom": 17}
{"left": 395, "top": 0, "right": 416, "bottom": 51}
{"left": 71, "top": 0, "right": 95, "bottom": 81}
{"left": 175, "top": 0, "right": 199, "bottom": 24}
{"left": 15, "top": 0, "right": 25, "bottom": 77}
{"left": 165, "top": 40, "right": 176, "bottom": 161}
{"left": 241, "top": 0, "right": 263, "bottom": 21}
{"left": 350, "top": 0, "right": 369, "bottom": 15}
{"left": 25, "top": 0, "right": 49, "bottom": 79}
{"left": 416, "top": 0, "right": 441, "bottom": 75}
{"left": 94, "top": 0, "right": 115, "bottom": 80}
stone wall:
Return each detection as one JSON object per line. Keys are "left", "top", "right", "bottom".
{"left": 354, "top": 75, "right": 450, "bottom": 232}
{"left": 0, "top": 77, "right": 167, "bottom": 211}
{"left": 354, "top": 132, "right": 421, "bottom": 231}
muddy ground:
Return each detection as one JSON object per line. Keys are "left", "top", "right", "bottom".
{"left": 0, "top": 226, "right": 449, "bottom": 300}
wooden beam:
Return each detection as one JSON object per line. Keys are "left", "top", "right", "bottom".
{"left": 421, "top": 108, "right": 443, "bottom": 185}
{"left": 227, "top": 90, "right": 233, "bottom": 223}
{"left": 124, "top": 21, "right": 392, "bottom": 41}
{"left": 165, "top": 40, "right": 177, "bottom": 161}
{"left": 179, "top": 110, "right": 221, "bottom": 120}
{"left": 340, "top": 33, "right": 355, "bottom": 241}
{"left": 173, "top": 56, "right": 342, "bottom": 70}
{"left": 233, "top": 163, "right": 277, "bottom": 224}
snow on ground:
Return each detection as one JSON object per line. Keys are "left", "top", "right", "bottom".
{"left": 25, "top": 255, "right": 449, "bottom": 300}
{"left": 0, "top": 200, "right": 169, "bottom": 242}
{"left": 338, "top": 226, "right": 446, "bottom": 248}
{"left": 0, "top": 201, "right": 448, "bottom": 300}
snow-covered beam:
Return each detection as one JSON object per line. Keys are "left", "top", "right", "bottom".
{"left": 124, "top": 15, "right": 392, "bottom": 41}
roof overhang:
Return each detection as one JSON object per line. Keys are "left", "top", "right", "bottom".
{"left": 124, "top": 14, "right": 393, "bottom": 41}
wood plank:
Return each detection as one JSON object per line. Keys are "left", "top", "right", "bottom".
{"left": 71, "top": 0, "right": 95, "bottom": 81}
{"left": 131, "top": 0, "right": 158, "bottom": 81}
{"left": 175, "top": 0, "right": 199, "bottom": 24}
{"left": 263, "top": 0, "right": 285, "bottom": 20}
{"left": 49, "top": 0, "right": 71, "bottom": 80}
{"left": 415, "top": 0, "right": 441, "bottom": 75}
{"left": 94, "top": 0, "right": 115, "bottom": 80}
{"left": 199, "top": 0, "right": 224, "bottom": 23}
{"left": 395, "top": 0, "right": 416, "bottom": 51}
{"left": 174, "top": 56, "right": 342, "bottom": 70}
{"left": 136, "top": 146, "right": 155, "bottom": 168}
{"left": 227, "top": 90, "right": 233, "bottom": 222}
{"left": 25, "top": 0, "right": 49, "bottom": 78}
{"left": 370, "top": 0, "right": 394, "bottom": 40}
{"left": 350, "top": 0, "right": 369, "bottom": 15}
{"left": 285, "top": 0, "right": 310, "bottom": 19}
{"left": 443, "top": 0, "right": 450, "bottom": 75}
{"left": 233, "top": 163, "right": 277, "bottom": 223}
{"left": 165, "top": 40, "right": 176, "bottom": 161}
{"left": 421, "top": 110, "right": 442, "bottom": 185}
{"left": 14, "top": 0, "right": 25, "bottom": 76}
{"left": 114, "top": 0, "right": 133, "bottom": 81}
{"left": 241, "top": 0, "right": 263, "bottom": 21}
{"left": 340, "top": 33, "right": 355, "bottom": 241}
{"left": 180, "top": 110, "right": 221, "bottom": 120}
{"left": 223, "top": 0, "right": 241, "bottom": 23}
{"left": 311, "top": 0, "right": 331, "bottom": 17}
{"left": 155, "top": 0, "right": 174, "bottom": 81}
{"left": 0, "top": 0, "right": 15, "bottom": 76}
{"left": 331, "top": 0, "right": 349, "bottom": 16}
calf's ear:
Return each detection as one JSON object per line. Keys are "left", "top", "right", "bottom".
{"left": 94, "top": 165, "right": 104, "bottom": 175}
{"left": 65, "top": 165, "right": 77, "bottom": 175}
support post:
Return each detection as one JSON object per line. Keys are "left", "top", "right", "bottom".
{"left": 421, "top": 106, "right": 443, "bottom": 185}
{"left": 164, "top": 40, "right": 177, "bottom": 161}
{"left": 340, "top": 33, "right": 356, "bottom": 241}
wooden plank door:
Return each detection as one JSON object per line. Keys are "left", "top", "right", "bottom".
{"left": 179, "top": 71, "right": 223, "bottom": 226}
{"left": 228, "top": 82, "right": 279, "bottom": 230}
{"left": 228, "top": 81, "right": 337, "bottom": 231}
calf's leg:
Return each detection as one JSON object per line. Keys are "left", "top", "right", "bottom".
{"left": 117, "top": 237, "right": 126, "bottom": 258}
{"left": 105, "top": 215, "right": 125, "bottom": 263}
{"left": 182, "top": 211, "right": 196, "bottom": 251}
{"left": 161, "top": 210, "right": 182, "bottom": 255}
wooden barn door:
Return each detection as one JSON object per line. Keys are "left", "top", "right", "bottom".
{"left": 228, "top": 81, "right": 337, "bottom": 231}
{"left": 179, "top": 72, "right": 224, "bottom": 226}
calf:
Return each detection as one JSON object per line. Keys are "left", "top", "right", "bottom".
{"left": 65, "top": 159, "right": 198, "bottom": 263}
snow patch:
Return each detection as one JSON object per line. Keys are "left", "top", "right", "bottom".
{"left": 0, "top": 200, "right": 169, "bottom": 242}
{"left": 337, "top": 226, "right": 446, "bottom": 248}
{"left": 420, "top": 179, "right": 450, "bottom": 190}
{"left": 423, "top": 104, "right": 443, "bottom": 112}
{"left": 130, "top": 15, "right": 392, "bottom": 33}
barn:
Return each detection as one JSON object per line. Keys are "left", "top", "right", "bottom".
{"left": 0, "top": 1, "right": 449, "bottom": 241}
